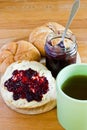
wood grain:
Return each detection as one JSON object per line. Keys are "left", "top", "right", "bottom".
{"left": 0, "top": 0, "right": 87, "bottom": 130}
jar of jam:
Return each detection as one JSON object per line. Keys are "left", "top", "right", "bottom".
{"left": 45, "top": 31, "right": 77, "bottom": 78}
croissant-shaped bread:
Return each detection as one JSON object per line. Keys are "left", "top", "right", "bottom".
{"left": 0, "top": 40, "right": 41, "bottom": 75}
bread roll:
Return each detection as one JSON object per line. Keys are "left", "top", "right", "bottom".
{"left": 0, "top": 40, "right": 41, "bottom": 75}
{"left": 29, "top": 22, "right": 66, "bottom": 56}
{"left": 0, "top": 61, "right": 56, "bottom": 114}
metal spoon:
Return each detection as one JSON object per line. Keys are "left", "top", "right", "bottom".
{"left": 58, "top": 0, "right": 80, "bottom": 48}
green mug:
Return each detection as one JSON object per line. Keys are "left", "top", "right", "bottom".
{"left": 56, "top": 63, "right": 87, "bottom": 130}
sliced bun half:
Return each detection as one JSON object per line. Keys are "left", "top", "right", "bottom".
{"left": 0, "top": 61, "right": 56, "bottom": 114}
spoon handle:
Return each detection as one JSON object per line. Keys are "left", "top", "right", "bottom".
{"left": 62, "top": 0, "right": 80, "bottom": 41}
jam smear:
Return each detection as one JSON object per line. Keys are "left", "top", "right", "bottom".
{"left": 4, "top": 68, "right": 49, "bottom": 102}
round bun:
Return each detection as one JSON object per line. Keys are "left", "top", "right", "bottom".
{"left": 0, "top": 40, "right": 41, "bottom": 75}
{"left": 0, "top": 61, "right": 56, "bottom": 114}
{"left": 29, "top": 22, "right": 66, "bottom": 56}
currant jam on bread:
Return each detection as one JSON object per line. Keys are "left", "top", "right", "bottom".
{"left": 0, "top": 61, "right": 56, "bottom": 114}
{"left": 4, "top": 68, "right": 49, "bottom": 102}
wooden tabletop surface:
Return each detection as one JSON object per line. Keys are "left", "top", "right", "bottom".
{"left": 0, "top": 0, "right": 87, "bottom": 130}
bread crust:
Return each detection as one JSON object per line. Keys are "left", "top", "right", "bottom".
{"left": 29, "top": 22, "right": 66, "bottom": 56}
{"left": 0, "top": 40, "right": 41, "bottom": 75}
{"left": 29, "top": 26, "right": 53, "bottom": 56}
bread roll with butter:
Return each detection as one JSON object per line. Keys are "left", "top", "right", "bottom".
{"left": 0, "top": 40, "right": 41, "bottom": 75}
{"left": 0, "top": 61, "right": 56, "bottom": 114}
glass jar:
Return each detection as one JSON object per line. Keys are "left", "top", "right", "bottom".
{"left": 45, "top": 31, "right": 77, "bottom": 78}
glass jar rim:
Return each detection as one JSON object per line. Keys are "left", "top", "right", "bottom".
{"left": 45, "top": 30, "right": 77, "bottom": 53}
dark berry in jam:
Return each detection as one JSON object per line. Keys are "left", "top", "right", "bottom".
{"left": 4, "top": 68, "right": 49, "bottom": 102}
{"left": 58, "top": 41, "right": 65, "bottom": 49}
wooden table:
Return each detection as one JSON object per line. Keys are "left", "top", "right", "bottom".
{"left": 0, "top": 0, "right": 87, "bottom": 130}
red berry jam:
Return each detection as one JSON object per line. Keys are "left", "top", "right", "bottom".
{"left": 4, "top": 68, "right": 49, "bottom": 102}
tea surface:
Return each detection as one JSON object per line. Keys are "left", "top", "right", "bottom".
{"left": 62, "top": 75, "right": 87, "bottom": 100}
